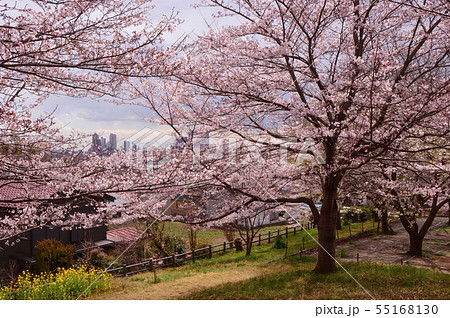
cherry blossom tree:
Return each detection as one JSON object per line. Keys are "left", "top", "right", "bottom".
{"left": 341, "top": 165, "right": 394, "bottom": 233}
{"left": 0, "top": 0, "right": 177, "bottom": 99}
{"left": 134, "top": 0, "right": 449, "bottom": 273}
{"left": 375, "top": 138, "right": 449, "bottom": 256}
{"left": 0, "top": 0, "right": 178, "bottom": 241}
{"left": 343, "top": 152, "right": 449, "bottom": 256}
{"left": 230, "top": 204, "right": 278, "bottom": 256}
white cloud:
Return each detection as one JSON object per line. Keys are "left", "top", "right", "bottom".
{"left": 29, "top": 1, "right": 240, "bottom": 142}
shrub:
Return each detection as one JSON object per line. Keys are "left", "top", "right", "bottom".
{"left": 87, "top": 249, "right": 115, "bottom": 269}
{"left": 35, "top": 239, "right": 76, "bottom": 273}
{"left": 187, "top": 226, "right": 198, "bottom": 250}
{"left": 342, "top": 219, "right": 351, "bottom": 226}
{"left": 233, "top": 238, "right": 244, "bottom": 252}
{"left": 145, "top": 222, "right": 187, "bottom": 258}
{"left": 273, "top": 236, "right": 286, "bottom": 249}
{"left": 338, "top": 249, "right": 348, "bottom": 258}
{"left": 222, "top": 225, "right": 236, "bottom": 243}
{"left": 359, "top": 211, "right": 367, "bottom": 222}
{"left": 360, "top": 205, "right": 375, "bottom": 216}
{"left": 163, "top": 234, "right": 186, "bottom": 255}
{"left": 0, "top": 260, "right": 20, "bottom": 285}
{"left": 110, "top": 241, "right": 145, "bottom": 266}
{"left": 344, "top": 209, "right": 355, "bottom": 221}
{"left": 0, "top": 266, "right": 110, "bottom": 299}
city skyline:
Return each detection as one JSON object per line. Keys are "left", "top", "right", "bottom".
{"left": 91, "top": 132, "right": 118, "bottom": 153}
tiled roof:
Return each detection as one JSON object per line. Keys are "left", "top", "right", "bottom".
{"left": 107, "top": 227, "right": 144, "bottom": 242}
{"left": 0, "top": 180, "right": 115, "bottom": 208}
{"left": 0, "top": 180, "right": 55, "bottom": 208}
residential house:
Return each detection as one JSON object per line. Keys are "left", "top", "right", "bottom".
{"left": 0, "top": 180, "right": 116, "bottom": 267}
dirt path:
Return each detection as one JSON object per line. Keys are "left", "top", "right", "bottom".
{"left": 92, "top": 263, "right": 283, "bottom": 300}
{"left": 337, "top": 217, "right": 449, "bottom": 274}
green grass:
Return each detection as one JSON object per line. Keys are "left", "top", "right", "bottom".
{"left": 147, "top": 221, "right": 312, "bottom": 247}
{"left": 433, "top": 250, "right": 446, "bottom": 256}
{"left": 113, "top": 219, "right": 377, "bottom": 273}
{"left": 180, "top": 261, "right": 450, "bottom": 300}
{"left": 92, "top": 224, "right": 449, "bottom": 300}
{"left": 144, "top": 222, "right": 228, "bottom": 246}
{"left": 113, "top": 219, "right": 377, "bottom": 253}
{"left": 435, "top": 226, "right": 449, "bottom": 233}
{"left": 93, "top": 219, "right": 449, "bottom": 300}
{"left": 337, "top": 249, "right": 348, "bottom": 258}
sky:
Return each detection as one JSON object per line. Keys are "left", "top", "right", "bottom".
{"left": 31, "top": 0, "right": 232, "bottom": 144}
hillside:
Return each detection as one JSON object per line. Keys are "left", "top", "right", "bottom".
{"left": 91, "top": 222, "right": 450, "bottom": 300}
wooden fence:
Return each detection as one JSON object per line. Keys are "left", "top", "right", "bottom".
{"left": 106, "top": 221, "right": 316, "bottom": 277}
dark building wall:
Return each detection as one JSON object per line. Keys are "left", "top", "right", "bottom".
{"left": 0, "top": 225, "right": 107, "bottom": 265}
{"left": 0, "top": 231, "right": 32, "bottom": 265}
{"left": 84, "top": 225, "right": 106, "bottom": 242}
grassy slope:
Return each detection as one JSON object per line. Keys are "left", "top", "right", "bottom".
{"left": 182, "top": 259, "right": 449, "bottom": 300}
{"left": 92, "top": 221, "right": 449, "bottom": 300}
{"left": 137, "top": 219, "right": 378, "bottom": 249}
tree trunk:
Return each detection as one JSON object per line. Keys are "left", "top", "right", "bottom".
{"left": 400, "top": 196, "right": 449, "bottom": 257}
{"left": 335, "top": 199, "right": 342, "bottom": 230}
{"left": 245, "top": 230, "right": 253, "bottom": 256}
{"left": 188, "top": 227, "right": 197, "bottom": 250}
{"left": 245, "top": 239, "right": 252, "bottom": 256}
{"left": 314, "top": 178, "right": 340, "bottom": 273}
{"left": 409, "top": 234, "right": 424, "bottom": 257}
{"left": 381, "top": 210, "right": 390, "bottom": 234}
{"left": 447, "top": 201, "right": 450, "bottom": 226}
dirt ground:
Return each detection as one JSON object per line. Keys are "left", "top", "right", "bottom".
{"left": 92, "top": 264, "right": 286, "bottom": 300}
{"left": 337, "top": 217, "right": 449, "bottom": 274}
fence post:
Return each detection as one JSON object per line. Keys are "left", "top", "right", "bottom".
{"left": 258, "top": 233, "right": 261, "bottom": 246}
{"left": 285, "top": 227, "right": 288, "bottom": 238}
{"left": 209, "top": 245, "right": 212, "bottom": 259}
{"left": 349, "top": 225, "right": 352, "bottom": 237}
{"left": 192, "top": 249, "right": 195, "bottom": 263}
{"left": 361, "top": 222, "right": 364, "bottom": 232}
{"left": 307, "top": 222, "right": 310, "bottom": 230}
{"left": 223, "top": 242, "right": 226, "bottom": 253}
{"left": 268, "top": 231, "right": 271, "bottom": 243}
{"left": 149, "top": 259, "right": 154, "bottom": 272}
{"left": 357, "top": 253, "right": 359, "bottom": 263}
{"left": 294, "top": 226, "right": 296, "bottom": 235}
{"left": 277, "top": 229, "right": 280, "bottom": 238}
{"left": 172, "top": 254, "right": 176, "bottom": 266}
{"left": 122, "top": 264, "right": 127, "bottom": 276}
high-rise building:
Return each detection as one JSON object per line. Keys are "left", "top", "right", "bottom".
{"left": 100, "top": 137, "right": 107, "bottom": 150}
{"left": 109, "top": 133, "right": 117, "bottom": 151}
{"left": 91, "top": 133, "right": 101, "bottom": 153}
{"left": 124, "top": 140, "right": 131, "bottom": 151}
